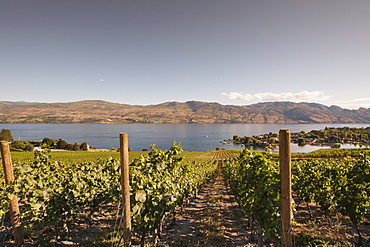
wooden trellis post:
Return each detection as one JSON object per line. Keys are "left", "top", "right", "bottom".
{"left": 120, "top": 133, "right": 131, "bottom": 247}
{"left": 0, "top": 141, "right": 24, "bottom": 246}
{"left": 279, "top": 129, "right": 293, "bottom": 247}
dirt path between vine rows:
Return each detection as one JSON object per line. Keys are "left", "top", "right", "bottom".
{"left": 154, "top": 168, "right": 258, "bottom": 247}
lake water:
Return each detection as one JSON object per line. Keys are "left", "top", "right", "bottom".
{"left": 1, "top": 123, "right": 369, "bottom": 152}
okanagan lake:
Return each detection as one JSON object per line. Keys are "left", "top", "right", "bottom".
{"left": 1, "top": 123, "right": 370, "bottom": 152}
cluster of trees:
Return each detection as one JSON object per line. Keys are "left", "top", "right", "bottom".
{"left": 11, "top": 140, "right": 35, "bottom": 151}
{"left": 0, "top": 129, "right": 89, "bottom": 152}
{"left": 41, "top": 137, "right": 89, "bottom": 151}
{"left": 232, "top": 132, "right": 278, "bottom": 147}
{"left": 0, "top": 129, "right": 35, "bottom": 151}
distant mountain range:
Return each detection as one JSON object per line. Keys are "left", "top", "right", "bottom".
{"left": 1, "top": 100, "right": 370, "bottom": 124}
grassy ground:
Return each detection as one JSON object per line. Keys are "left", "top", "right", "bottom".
{"left": 9, "top": 147, "right": 370, "bottom": 165}
{"left": 9, "top": 150, "right": 205, "bottom": 164}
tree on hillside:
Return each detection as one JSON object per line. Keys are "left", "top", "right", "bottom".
{"left": 11, "top": 140, "right": 34, "bottom": 151}
{"left": 12, "top": 140, "right": 25, "bottom": 150}
{"left": 0, "top": 129, "right": 14, "bottom": 142}
{"left": 233, "top": 135, "right": 241, "bottom": 143}
{"left": 56, "top": 139, "right": 69, "bottom": 149}
{"left": 42, "top": 137, "right": 55, "bottom": 148}
{"left": 80, "top": 142, "right": 89, "bottom": 151}
{"left": 73, "top": 143, "right": 80, "bottom": 151}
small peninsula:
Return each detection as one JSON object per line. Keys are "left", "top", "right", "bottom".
{"left": 230, "top": 127, "right": 370, "bottom": 149}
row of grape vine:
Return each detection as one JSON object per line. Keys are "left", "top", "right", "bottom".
{"left": 129, "top": 144, "right": 218, "bottom": 245}
{"left": 0, "top": 144, "right": 218, "bottom": 245}
{"left": 293, "top": 154, "right": 369, "bottom": 245}
{"left": 194, "top": 149, "right": 239, "bottom": 161}
{"left": 222, "top": 149, "right": 369, "bottom": 245}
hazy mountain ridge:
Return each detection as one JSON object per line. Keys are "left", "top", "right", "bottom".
{"left": 1, "top": 100, "right": 370, "bottom": 124}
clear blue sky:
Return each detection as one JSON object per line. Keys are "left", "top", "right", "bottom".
{"left": 1, "top": 1, "right": 370, "bottom": 109}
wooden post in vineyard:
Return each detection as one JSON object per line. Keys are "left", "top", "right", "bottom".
{"left": 279, "top": 129, "right": 293, "bottom": 247}
{"left": 120, "top": 133, "right": 131, "bottom": 247}
{"left": 0, "top": 141, "right": 24, "bottom": 246}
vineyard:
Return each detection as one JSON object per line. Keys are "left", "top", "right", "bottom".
{"left": 0, "top": 136, "right": 370, "bottom": 246}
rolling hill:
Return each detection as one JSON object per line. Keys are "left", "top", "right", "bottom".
{"left": 1, "top": 100, "right": 370, "bottom": 124}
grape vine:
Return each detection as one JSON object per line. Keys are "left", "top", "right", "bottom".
{"left": 1, "top": 145, "right": 217, "bottom": 245}
{"left": 222, "top": 149, "right": 281, "bottom": 242}
{"left": 224, "top": 149, "right": 370, "bottom": 245}
{"left": 129, "top": 144, "right": 218, "bottom": 244}
{"left": 293, "top": 154, "right": 370, "bottom": 244}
